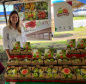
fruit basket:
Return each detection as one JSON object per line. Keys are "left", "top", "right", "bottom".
{"left": 59, "top": 66, "right": 76, "bottom": 80}
{"left": 31, "top": 66, "right": 45, "bottom": 81}
{"left": 18, "top": 66, "right": 31, "bottom": 82}
{"left": 5, "top": 66, "right": 18, "bottom": 82}
{"left": 45, "top": 66, "right": 60, "bottom": 82}
{"left": 73, "top": 66, "right": 86, "bottom": 80}
{"left": 58, "top": 58, "right": 71, "bottom": 65}
{"left": 44, "top": 58, "right": 57, "bottom": 65}
{"left": 31, "top": 59, "right": 43, "bottom": 65}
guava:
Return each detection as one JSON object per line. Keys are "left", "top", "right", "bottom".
{"left": 52, "top": 68, "right": 57, "bottom": 74}
{"left": 12, "top": 69, "right": 17, "bottom": 74}
{"left": 39, "top": 74, "right": 43, "bottom": 77}
{"left": 75, "top": 68, "right": 80, "bottom": 73}
{"left": 11, "top": 74, "right": 16, "bottom": 77}
{"left": 47, "top": 68, "right": 52, "bottom": 73}
{"left": 81, "top": 69, "right": 86, "bottom": 74}
{"left": 34, "top": 68, "right": 39, "bottom": 73}
{"left": 46, "top": 59, "right": 50, "bottom": 63}
{"left": 38, "top": 59, "right": 42, "bottom": 63}
{"left": 82, "top": 75, "right": 86, "bottom": 79}
{"left": 34, "top": 73, "right": 38, "bottom": 77}
{"left": 39, "top": 69, "right": 43, "bottom": 74}
{"left": 53, "top": 74, "right": 57, "bottom": 78}
{"left": 7, "top": 69, "right": 12, "bottom": 74}
{"left": 63, "top": 74, "right": 67, "bottom": 78}
{"left": 77, "top": 74, "right": 82, "bottom": 77}
{"left": 63, "top": 59, "right": 68, "bottom": 61}
{"left": 68, "top": 74, "right": 73, "bottom": 79}
{"left": 50, "top": 58, "right": 54, "bottom": 62}
{"left": 48, "top": 73, "right": 53, "bottom": 78}
{"left": 33, "top": 60, "right": 37, "bottom": 63}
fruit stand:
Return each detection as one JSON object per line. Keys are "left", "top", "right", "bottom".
{"left": 4, "top": 38, "right": 86, "bottom": 84}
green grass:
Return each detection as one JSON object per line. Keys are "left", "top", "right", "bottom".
{"left": 73, "top": 16, "right": 86, "bottom": 20}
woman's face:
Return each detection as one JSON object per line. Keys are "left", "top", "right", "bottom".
{"left": 10, "top": 14, "right": 18, "bottom": 24}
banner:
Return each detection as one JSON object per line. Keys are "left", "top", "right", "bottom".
{"left": 14, "top": 0, "right": 51, "bottom": 40}
{"left": 54, "top": 1, "right": 73, "bottom": 32}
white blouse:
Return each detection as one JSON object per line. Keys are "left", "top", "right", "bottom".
{"left": 3, "top": 25, "right": 27, "bottom": 50}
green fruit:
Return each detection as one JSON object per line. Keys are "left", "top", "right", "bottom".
{"left": 7, "top": 69, "right": 12, "bottom": 74}
{"left": 63, "top": 59, "right": 68, "bottom": 61}
{"left": 47, "top": 68, "right": 52, "bottom": 73}
{"left": 48, "top": 73, "right": 53, "bottom": 78}
{"left": 46, "top": 59, "right": 50, "bottom": 62}
{"left": 83, "top": 75, "right": 86, "bottom": 79}
{"left": 77, "top": 74, "right": 82, "bottom": 77}
{"left": 39, "top": 69, "right": 43, "bottom": 74}
{"left": 11, "top": 74, "right": 15, "bottom": 77}
{"left": 50, "top": 58, "right": 54, "bottom": 62}
{"left": 39, "top": 74, "right": 43, "bottom": 77}
{"left": 52, "top": 68, "right": 57, "bottom": 74}
{"left": 53, "top": 74, "right": 57, "bottom": 78}
{"left": 34, "top": 68, "right": 39, "bottom": 73}
{"left": 38, "top": 59, "right": 42, "bottom": 63}
{"left": 33, "top": 60, "right": 37, "bottom": 63}
{"left": 34, "top": 73, "right": 38, "bottom": 77}
{"left": 68, "top": 74, "right": 73, "bottom": 79}
{"left": 12, "top": 69, "right": 17, "bottom": 74}
{"left": 58, "top": 9, "right": 63, "bottom": 14}
{"left": 75, "top": 68, "right": 81, "bottom": 73}
{"left": 63, "top": 74, "right": 67, "bottom": 78}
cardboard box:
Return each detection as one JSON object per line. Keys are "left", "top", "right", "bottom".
{"left": 4, "top": 66, "right": 18, "bottom": 80}
{"left": 77, "top": 38, "right": 86, "bottom": 49}
{"left": 59, "top": 66, "right": 76, "bottom": 80}
{"left": 21, "top": 51, "right": 32, "bottom": 58}
{"left": 44, "top": 58, "right": 57, "bottom": 65}
{"left": 67, "top": 50, "right": 80, "bottom": 58}
{"left": 19, "top": 58, "right": 31, "bottom": 65}
{"left": 10, "top": 51, "right": 21, "bottom": 58}
{"left": 31, "top": 58, "right": 43, "bottom": 65}
{"left": 58, "top": 58, "right": 71, "bottom": 65}
{"left": 31, "top": 66, "right": 45, "bottom": 80}
{"left": 18, "top": 66, "right": 31, "bottom": 81}
{"left": 56, "top": 50, "right": 67, "bottom": 59}
{"left": 7, "top": 58, "right": 20, "bottom": 66}
{"left": 73, "top": 66, "right": 86, "bottom": 80}
{"left": 45, "top": 66, "right": 60, "bottom": 80}
{"left": 71, "top": 58, "right": 85, "bottom": 65}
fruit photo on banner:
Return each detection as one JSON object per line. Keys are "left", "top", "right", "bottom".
{"left": 36, "top": 11, "right": 48, "bottom": 20}
{"left": 36, "top": 1, "right": 48, "bottom": 10}
{"left": 24, "top": 2, "right": 36, "bottom": 12}
{"left": 25, "top": 20, "right": 36, "bottom": 30}
{"left": 25, "top": 11, "right": 36, "bottom": 21}
{"left": 14, "top": 3, "right": 24, "bottom": 12}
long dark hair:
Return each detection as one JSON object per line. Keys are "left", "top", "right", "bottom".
{"left": 8, "top": 10, "right": 21, "bottom": 33}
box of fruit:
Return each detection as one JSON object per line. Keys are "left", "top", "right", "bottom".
{"left": 56, "top": 50, "right": 67, "bottom": 59}
{"left": 31, "top": 66, "right": 45, "bottom": 80}
{"left": 67, "top": 39, "right": 76, "bottom": 49}
{"left": 44, "top": 58, "right": 57, "bottom": 65}
{"left": 73, "top": 66, "right": 86, "bottom": 80}
{"left": 44, "top": 49, "right": 55, "bottom": 59}
{"left": 10, "top": 42, "right": 21, "bottom": 58}
{"left": 80, "top": 49, "right": 86, "bottom": 57}
{"left": 45, "top": 66, "right": 60, "bottom": 81}
{"left": 77, "top": 38, "right": 86, "bottom": 49}
{"left": 31, "top": 58, "right": 43, "bottom": 65}
{"left": 5, "top": 66, "right": 18, "bottom": 82}
{"left": 19, "top": 58, "right": 31, "bottom": 65}
{"left": 71, "top": 58, "right": 85, "bottom": 65}
{"left": 7, "top": 58, "right": 20, "bottom": 66}
{"left": 18, "top": 66, "right": 31, "bottom": 82}
{"left": 66, "top": 49, "right": 80, "bottom": 58}
{"left": 59, "top": 66, "right": 76, "bottom": 80}
{"left": 58, "top": 58, "right": 71, "bottom": 65}
{"left": 32, "top": 49, "right": 43, "bottom": 59}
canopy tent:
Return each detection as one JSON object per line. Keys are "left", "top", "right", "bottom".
{"left": 77, "top": 0, "right": 86, "bottom": 4}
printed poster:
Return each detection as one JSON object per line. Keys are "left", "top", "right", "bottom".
{"left": 54, "top": 1, "right": 73, "bottom": 32}
{"left": 14, "top": 0, "right": 51, "bottom": 40}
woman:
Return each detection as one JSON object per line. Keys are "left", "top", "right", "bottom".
{"left": 3, "top": 10, "right": 27, "bottom": 60}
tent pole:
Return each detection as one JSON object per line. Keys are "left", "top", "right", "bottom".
{"left": 3, "top": 2, "right": 7, "bottom": 24}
